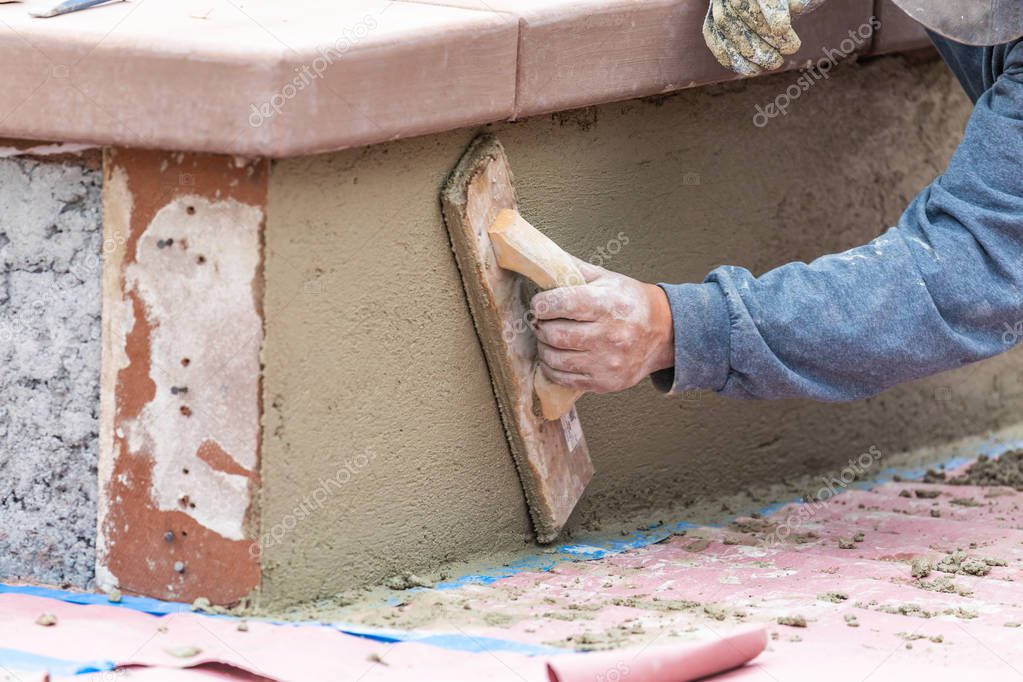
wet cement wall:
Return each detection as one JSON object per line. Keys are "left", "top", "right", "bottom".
{"left": 259, "top": 55, "right": 1018, "bottom": 606}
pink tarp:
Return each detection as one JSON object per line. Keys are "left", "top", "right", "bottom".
{"left": 384, "top": 475, "right": 1023, "bottom": 680}
{"left": 0, "top": 592, "right": 763, "bottom": 681}
{"left": 4, "top": 461, "right": 1023, "bottom": 681}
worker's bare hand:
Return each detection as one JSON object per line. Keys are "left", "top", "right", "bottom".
{"left": 703, "top": 0, "right": 815, "bottom": 75}
{"left": 531, "top": 258, "right": 675, "bottom": 394}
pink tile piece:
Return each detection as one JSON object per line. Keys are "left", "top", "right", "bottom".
{"left": 546, "top": 626, "right": 766, "bottom": 682}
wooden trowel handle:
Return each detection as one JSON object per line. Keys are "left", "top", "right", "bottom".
{"left": 489, "top": 209, "right": 584, "bottom": 421}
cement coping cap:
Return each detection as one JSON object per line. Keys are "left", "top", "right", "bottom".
{"left": 0, "top": 0, "right": 925, "bottom": 157}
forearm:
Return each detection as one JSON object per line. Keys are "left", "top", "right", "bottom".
{"left": 655, "top": 46, "right": 1023, "bottom": 400}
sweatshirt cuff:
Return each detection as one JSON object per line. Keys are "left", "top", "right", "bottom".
{"left": 650, "top": 282, "right": 730, "bottom": 394}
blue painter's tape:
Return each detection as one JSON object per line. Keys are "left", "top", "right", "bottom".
{"left": 432, "top": 520, "right": 698, "bottom": 591}
{"left": 0, "top": 583, "right": 190, "bottom": 615}
{"left": 0, "top": 647, "right": 114, "bottom": 676}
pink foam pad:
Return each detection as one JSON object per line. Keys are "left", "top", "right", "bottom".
{"left": 546, "top": 626, "right": 766, "bottom": 682}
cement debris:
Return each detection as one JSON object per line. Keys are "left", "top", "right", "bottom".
{"left": 34, "top": 613, "right": 57, "bottom": 627}
{"left": 948, "top": 451, "right": 1023, "bottom": 489}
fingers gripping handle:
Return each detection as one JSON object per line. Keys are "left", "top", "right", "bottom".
{"left": 489, "top": 209, "right": 586, "bottom": 289}
{"left": 489, "top": 209, "right": 584, "bottom": 420}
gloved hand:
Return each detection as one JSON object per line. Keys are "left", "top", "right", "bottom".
{"left": 531, "top": 257, "right": 675, "bottom": 394}
{"left": 703, "top": 0, "right": 822, "bottom": 75}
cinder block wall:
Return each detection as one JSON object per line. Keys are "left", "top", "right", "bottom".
{"left": 0, "top": 153, "right": 102, "bottom": 588}
{"left": 258, "top": 55, "right": 1013, "bottom": 606}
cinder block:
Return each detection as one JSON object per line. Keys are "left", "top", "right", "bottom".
{"left": 0, "top": 154, "right": 101, "bottom": 589}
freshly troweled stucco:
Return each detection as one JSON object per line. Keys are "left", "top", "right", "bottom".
{"left": 260, "top": 55, "right": 1018, "bottom": 607}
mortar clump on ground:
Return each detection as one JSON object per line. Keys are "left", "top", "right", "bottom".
{"left": 945, "top": 450, "right": 1023, "bottom": 489}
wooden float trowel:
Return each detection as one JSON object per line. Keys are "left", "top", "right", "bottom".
{"left": 441, "top": 135, "right": 593, "bottom": 543}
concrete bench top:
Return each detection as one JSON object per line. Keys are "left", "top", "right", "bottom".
{"left": 0, "top": 0, "right": 925, "bottom": 157}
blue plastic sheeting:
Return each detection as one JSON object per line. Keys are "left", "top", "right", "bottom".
{"left": 0, "top": 647, "right": 114, "bottom": 676}
{"left": 0, "top": 583, "right": 190, "bottom": 615}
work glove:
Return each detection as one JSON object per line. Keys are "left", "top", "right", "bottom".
{"left": 703, "top": 0, "right": 826, "bottom": 75}
{"left": 531, "top": 258, "right": 675, "bottom": 394}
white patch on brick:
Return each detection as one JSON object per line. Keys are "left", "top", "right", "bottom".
{"left": 123, "top": 196, "right": 262, "bottom": 541}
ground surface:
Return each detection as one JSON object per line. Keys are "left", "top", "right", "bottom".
{"left": 0, "top": 156, "right": 102, "bottom": 589}
{"left": 3, "top": 448, "right": 1023, "bottom": 680}
{"left": 258, "top": 53, "right": 1014, "bottom": 604}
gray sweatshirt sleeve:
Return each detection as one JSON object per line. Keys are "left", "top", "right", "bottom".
{"left": 653, "top": 42, "right": 1023, "bottom": 401}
